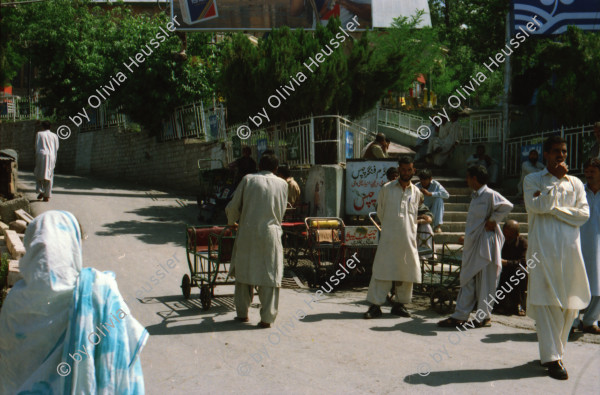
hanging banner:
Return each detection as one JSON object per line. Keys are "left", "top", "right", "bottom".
{"left": 512, "top": 0, "right": 600, "bottom": 35}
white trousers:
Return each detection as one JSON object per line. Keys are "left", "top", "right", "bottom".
{"left": 451, "top": 263, "right": 498, "bottom": 321}
{"left": 35, "top": 178, "right": 53, "bottom": 198}
{"left": 367, "top": 278, "right": 413, "bottom": 305}
{"left": 530, "top": 305, "right": 578, "bottom": 364}
{"left": 574, "top": 295, "right": 600, "bottom": 327}
{"left": 234, "top": 282, "right": 279, "bottom": 324}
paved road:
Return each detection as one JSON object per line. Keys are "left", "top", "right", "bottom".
{"left": 18, "top": 171, "right": 600, "bottom": 394}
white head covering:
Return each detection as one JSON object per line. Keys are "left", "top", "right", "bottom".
{"left": 0, "top": 210, "right": 82, "bottom": 393}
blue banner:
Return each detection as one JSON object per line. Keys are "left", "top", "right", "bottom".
{"left": 512, "top": 0, "right": 600, "bottom": 35}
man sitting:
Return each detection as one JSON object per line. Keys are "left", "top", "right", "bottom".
{"left": 362, "top": 133, "right": 388, "bottom": 159}
{"left": 415, "top": 169, "right": 449, "bottom": 233}
{"left": 277, "top": 164, "right": 301, "bottom": 206}
{"left": 494, "top": 220, "right": 528, "bottom": 316}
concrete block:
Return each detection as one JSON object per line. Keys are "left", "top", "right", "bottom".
{"left": 14, "top": 209, "right": 34, "bottom": 225}
{"left": 0, "top": 197, "right": 31, "bottom": 223}
{"left": 8, "top": 260, "right": 23, "bottom": 287}
{"left": 5, "top": 230, "right": 25, "bottom": 259}
{"left": 9, "top": 220, "right": 27, "bottom": 233}
{"left": 0, "top": 221, "right": 8, "bottom": 232}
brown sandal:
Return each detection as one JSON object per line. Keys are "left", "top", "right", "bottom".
{"left": 474, "top": 318, "right": 492, "bottom": 328}
{"left": 582, "top": 325, "right": 600, "bottom": 334}
{"left": 437, "top": 317, "right": 466, "bottom": 328}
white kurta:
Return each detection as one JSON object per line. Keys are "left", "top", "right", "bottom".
{"left": 372, "top": 181, "right": 423, "bottom": 282}
{"left": 415, "top": 179, "right": 449, "bottom": 227}
{"left": 517, "top": 160, "right": 545, "bottom": 194}
{"left": 581, "top": 185, "right": 599, "bottom": 296}
{"left": 226, "top": 171, "right": 288, "bottom": 287}
{"left": 34, "top": 130, "right": 59, "bottom": 181}
{"left": 460, "top": 185, "right": 513, "bottom": 286}
{"left": 524, "top": 169, "right": 591, "bottom": 309}
{"left": 430, "top": 121, "right": 462, "bottom": 166}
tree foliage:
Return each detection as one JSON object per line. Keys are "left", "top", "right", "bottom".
{"left": 1, "top": 0, "right": 217, "bottom": 133}
{"left": 219, "top": 14, "right": 441, "bottom": 125}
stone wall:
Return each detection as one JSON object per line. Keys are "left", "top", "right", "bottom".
{"left": 0, "top": 121, "right": 218, "bottom": 194}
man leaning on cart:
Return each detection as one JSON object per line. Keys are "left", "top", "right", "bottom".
{"left": 225, "top": 150, "right": 289, "bottom": 328}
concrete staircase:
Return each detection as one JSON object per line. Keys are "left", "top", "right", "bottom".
{"left": 426, "top": 169, "right": 528, "bottom": 253}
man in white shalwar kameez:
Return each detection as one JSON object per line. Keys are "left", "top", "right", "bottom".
{"left": 438, "top": 165, "right": 513, "bottom": 328}
{"left": 524, "top": 136, "right": 591, "bottom": 380}
{"left": 573, "top": 158, "right": 600, "bottom": 334}
{"left": 517, "top": 149, "right": 545, "bottom": 195}
{"left": 427, "top": 112, "right": 462, "bottom": 167}
{"left": 34, "top": 120, "right": 59, "bottom": 201}
{"left": 226, "top": 152, "right": 288, "bottom": 328}
{"left": 415, "top": 168, "right": 450, "bottom": 233}
{"left": 364, "top": 156, "right": 423, "bottom": 319}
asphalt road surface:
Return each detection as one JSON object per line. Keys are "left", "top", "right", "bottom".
{"left": 18, "top": 171, "right": 600, "bottom": 395}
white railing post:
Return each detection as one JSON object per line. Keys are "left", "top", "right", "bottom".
{"left": 310, "top": 115, "right": 315, "bottom": 165}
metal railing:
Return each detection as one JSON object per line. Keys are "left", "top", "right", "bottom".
{"left": 376, "top": 107, "right": 425, "bottom": 137}
{"left": 160, "top": 101, "right": 226, "bottom": 141}
{"left": 504, "top": 124, "right": 595, "bottom": 177}
{"left": 80, "top": 105, "right": 130, "bottom": 132}
{"left": 0, "top": 95, "right": 41, "bottom": 121}
{"left": 462, "top": 113, "right": 502, "bottom": 143}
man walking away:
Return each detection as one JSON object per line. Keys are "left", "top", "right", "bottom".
{"left": 364, "top": 156, "right": 423, "bottom": 319}
{"left": 415, "top": 169, "right": 449, "bottom": 233}
{"left": 226, "top": 152, "right": 288, "bottom": 328}
{"left": 438, "top": 165, "right": 513, "bottom": 328}
{"left": 34, "top": 120, "right": 59, "bottom": 202}
{"left": 524, "top": 136, "right": 590, "bottom": 380}
{"left": 572, "top": 158, "right": 600, "bottom": 334}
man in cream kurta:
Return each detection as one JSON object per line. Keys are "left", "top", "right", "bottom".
{"left": 364, "top": 156, "right": 423, "bottom": 319}
{"left": 34, "top": 120, "right": 59, "bottom": 201}
{"left": 438, "top": 165, "right": 513, "bottom": 328}
{"left": 226, "top": 152, "right": 288, "bottom": 328}
{"left": 524, "top": 136, "right": 590, "bottom": 380}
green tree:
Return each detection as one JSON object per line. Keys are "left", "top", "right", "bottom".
{"left": 2, "top": 0, "right": 217, "bottom": 133}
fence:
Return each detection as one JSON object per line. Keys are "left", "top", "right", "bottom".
{"left": 160, "top": 102, "right": 226, "bottom": 141}
{"left": 504, "top": 124, "right": 595, "bottom": 177}
{"left": 212, "top": 115, "right": 372, "bottom": 169}
{"left": 462, "top": 113, "right": 502, "bottom": 143}
{"left": 79, "top": 105, "right": 130, "bottom": 132}
{"left": 376, "top": 107, "right": 424, "bottom": 137}
{"left": 0, "top": 95, "right": 41, "bottom": 121}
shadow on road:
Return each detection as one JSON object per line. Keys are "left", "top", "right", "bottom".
{"left": 370, "top": 316, "right": 439, "bottom": 336}
{"left": 480, "top": 331, "right": 538, "bottom": 343}
{"left": 404, "top": 360, "right": 547, "bottom": 386}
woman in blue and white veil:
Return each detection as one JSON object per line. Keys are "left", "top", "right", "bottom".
{"left": 0, "top": 210, "right": 148, "bottom": 394}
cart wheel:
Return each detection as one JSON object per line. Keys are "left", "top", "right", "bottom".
{"left": 286, "top": 248, "right": 299, "bottom": 268}
{"left": 181, "top": 275, "right": 191, "bottom": 299}
{"left": 430, "top": 287, "right": 453, "bottom": 314}
{"left": 200, "top": 285, "right": 211, "bottom": 310}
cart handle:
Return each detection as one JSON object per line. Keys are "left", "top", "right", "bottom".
{"left": 304, "top": 217, "right": 345, "bottom": 229}
{"left": 368, "top": 212, "right": 382, "bottom": 232}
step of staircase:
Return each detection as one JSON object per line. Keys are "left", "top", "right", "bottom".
{"left": 439, "top": 221, "right": 528, "bottom": 233}
{"left": 434, "top": 231, "right": 529, "bottom": 244}
{"left": 444, "top": 203, "right": 527, "bottom": 213}
{"left": 443, "top": 211, "right": 528, "bottom": 222}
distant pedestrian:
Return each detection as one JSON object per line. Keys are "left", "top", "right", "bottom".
{"left": 573, "top": 157, "right": 600, "bottom": 334}
{"left": 277, "top": 164, "right": 301, "bottom": 206}
{"left": 226, "top": 151, "right": 288, "bottom": 328}
{"left": 438, "top": 165, "right": 513, "bottom": 328}
{"left": 591, "top": 122, "right": 600, "bottom": 159}
{"left": 415, "top": 169, "right": 449, "bottom": 233}
{"left": 364, "top": 156, "right": 422, "bottom": 319}
{"left": 230, "top": 146, "right": 257, "bottom": 186}
{"left": 385, "top": 166, "right": 398, "bottom": 182}
{"left": 362, "top": 133, "right": 388, "bottom": 159}
{"left": 34, "top": 120, "right": 59, "bottom": 202}
{"left": 517, "top": 149, "right": 544, "bottom": 196}
{"left": 495, "top": 220, "right": 528, "bottom": 316}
